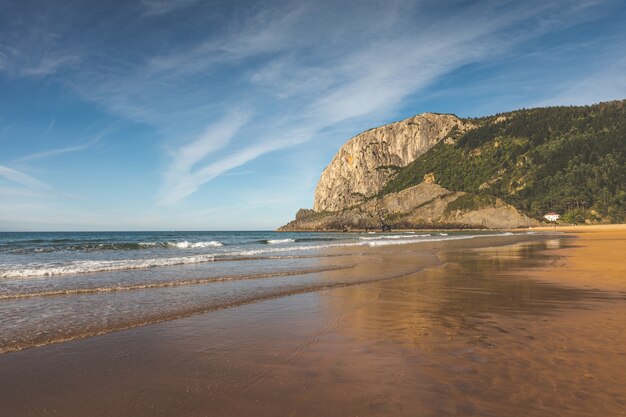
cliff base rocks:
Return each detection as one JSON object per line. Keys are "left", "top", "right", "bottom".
{"left": 279, "top": 183, "right": 538, "bottom": 231}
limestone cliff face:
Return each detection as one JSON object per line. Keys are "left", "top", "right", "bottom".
{"left": 279, "top": 111, "right": 538, "bottom": 231}
{"left": 313, "top": 113, "right": 469, "bottom": 212}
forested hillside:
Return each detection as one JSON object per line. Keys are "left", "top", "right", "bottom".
{"left": 382, "top": 100, "right": 626, "bottom": 223}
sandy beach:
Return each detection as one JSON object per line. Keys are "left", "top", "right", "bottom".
{"left": 0, "top": 228, "right": 624, "bottom": 417}
{"left": 4, "top": 1, "right": 626, "bottom": 416}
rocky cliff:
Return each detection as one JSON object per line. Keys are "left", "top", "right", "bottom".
{"left": 282, "top": 101, "right": 626, "bottom": 230}
{"left": 313, "top": 113, "right": 469, "bottom": 212}
{"left": 280, "top": 110, "right": 545, "bottom": 231}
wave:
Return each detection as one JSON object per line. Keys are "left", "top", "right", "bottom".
{"left": 367, "top": 238, "right": 433, "bottom": 246}
{"left": 2, "top": 246, "right": 353, "bottom": 278}
{"left": 0, "top": 265, "right": 354, "bottom": 300}
{"left": 0, "top": 263, "right": 425, "bottom": 355}
{"left": 6, "top": 238, "right": 76, "bottom": 244}
{"left": 0, "top": 254, "right": 217, "bottom": 278}
{"left": 0, "top": 232, "right": 518, "bottom": 278}
{"left": 257, "top": 237, "right": 337, "bottom": 244}
{"left": 295, "top": 237, "right": 338, "bottom": 242}
{"left": 223, "top": 233, "right": 511, "bottom": 255}
{"left": 167, "top": 241, "right": 223, "bottom": 249}
{"left": 359, "top": 234, "right": 431, "bottom": 240}
{"left": 266, "top": 239, "right": 295, "bottom": 244}
{"left": 5, "top": 240, "right": 225, "bottom": 254}
{"left": 364, "top": 233, "right": 512, "bottom": 247}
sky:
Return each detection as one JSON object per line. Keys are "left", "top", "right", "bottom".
{"left": 0, "top": 0, "right": 625, "bottom": 231}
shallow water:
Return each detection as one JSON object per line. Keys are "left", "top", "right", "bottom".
{"left": 0, "top": 230, "right": 492, "bottom": 278}
{"left": 0, "top": 230, "right": 526, "bottom": 353}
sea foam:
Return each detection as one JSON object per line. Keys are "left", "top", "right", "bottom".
{"left": 0, "top": 232, "right": 517, "bottom": 278}
{"left": 267, "top": 239, "right": 296, "bottom": 244}
{"left": 359, "top": 234, "right": 431, "bottom": 240}
{"left": 0, "top": 254, "right": 218, "bottom": 278}
{"left": 168, "top": 241, "right": 223, "bottom": 249}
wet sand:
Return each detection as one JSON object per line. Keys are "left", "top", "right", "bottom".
{"left": 0, "top": 230, "right": 624, "bottom": 416}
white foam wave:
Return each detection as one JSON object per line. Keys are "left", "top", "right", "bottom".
{"left": 359, "top": 234, "right": 431, "bottom": 240}
{"left": 168, "top": 241, "right": 223, "bottom": 249}
{"left": 267, "top": 239, "right": 295, "bottom": 244}
{"left": 0, "top": 232, "right": 518, "bottom": 278}
{"left": 364, "top": 232, "right": 513, "bottom": 247}
{"left": 0, "top": 254, "right": 217, "bottom": 278}
{"left": 366, "top": 236, "right": 458, "bottom": 246}
{"left": 191, "top": 241, "right": 223, "bottom": 248}
{"left": 366, "top": 239, "right": 430, "bottom": 246}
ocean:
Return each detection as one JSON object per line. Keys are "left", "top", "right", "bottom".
{"left": 0, "top": 230, "right": 517, "bottom": 353}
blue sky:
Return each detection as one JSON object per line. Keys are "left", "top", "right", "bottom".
{"left": 1, "top": 0, "right": 625, "bottom": 231}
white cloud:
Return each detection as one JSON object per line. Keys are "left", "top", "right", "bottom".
{"left": 145, "top": 2, "right": 307, "bottom": 76}
{"left": 15, "top": 135, "right": 101, "bottom": 163}
{"left": 0, "top": 50, "right": 7, "bottom": 71}
{"left": 0, "top": 28, "right": 79, "bottom": 78}
{"left": 0, "top": 0, "right": 621, "bottom": 230}
{"left": 0, "top": 164, "right": 52, "bottom": 190}
{"left": 45, "top": 118, "right": 56, "bottom": 134}
{"left": 20, "top": 53, "right": 79, "bottom": 77}
{"left": 64, "top": 0, "right": 620, "bottom": 206}
{"left": 159, "top": 111, "right": 251, "bottom": 204}
{"left": 141, "top": 0, "right": 199, "bottom": 16}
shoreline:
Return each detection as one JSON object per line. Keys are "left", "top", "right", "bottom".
{"left": 0, "top": 227, "right": 624, "bottom": 416}
{"left": 0, "top": 231, "right": 543, "bottom": 355}
{"left": 515, "top": 223, "right": 626, "bottom": 232}
{"left": 278, "top": 223, "right": 626, "bottom": 233}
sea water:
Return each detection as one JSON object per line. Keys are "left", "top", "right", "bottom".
{"left": 0, "top": 230, "right": 515, "bottom": 352}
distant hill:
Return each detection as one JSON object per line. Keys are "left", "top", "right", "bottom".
{"left": 382, "top": 100, "right": 626, "bottom": 223}
{"left": 280, "top": 100, "right": 626, "bottom": 231}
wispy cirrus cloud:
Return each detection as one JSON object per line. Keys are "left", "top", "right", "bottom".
{"left": 41, "top": 0, "right": 622, "bottom": 205}
{"left": 0, "top": 21, "right": 80, "bottom": 78}
{"left": 141, "top": 0, "right": 199, "bottom": 16}
{"left": 45, "top": 118, "right": 56, "bottom": 134}
{"left": 19, "top": 53, "right": 79, "bottom": 77}
{"left": 159, "top": 111, "right": 250, "bottom": 204}
{"left": 146, "top": 2, "right": 307, "bottom": 75}
{"left": 15, "top": 135, "right": 101, "bottom": 163}
{"left": 0, "top": 164, "right": 52, "bottom": 190}
{"left": 0, "top": 0, "right": 623, "bottom": 230}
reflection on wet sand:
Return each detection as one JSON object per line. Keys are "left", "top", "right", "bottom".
{"left": 317, "top": 238, "right": 624, "bottom": 416}
{"left": 0, "top": 233, "right": 624, "bottom": 417}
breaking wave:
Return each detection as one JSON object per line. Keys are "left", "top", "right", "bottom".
{"left": 359, "top": 234, "right": 431, "bottom": 240}
{"left": 4, "top": 240, "right": 225, "bottom": 254}
{"left": 0, "top": 254, "right": 219, "bottom": 278}
{"left": 266, "top": 239, "right": 296, "bottom": 244}
{"left": 0, "top": 233, "right": 517, "bottom": 278}
{"left": 167, "top": 241, "right": 223, "bottom": 249}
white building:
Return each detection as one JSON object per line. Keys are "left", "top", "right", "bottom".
{"left": 543, "top": 212, "right": 560, "bottom": 222}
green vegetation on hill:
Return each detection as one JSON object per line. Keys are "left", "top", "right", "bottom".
{"left": 443, "top": 194, "right": 498, "bottom": 215}
{"left": 382, "top": 100, "right": 626, "bottom": 222}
